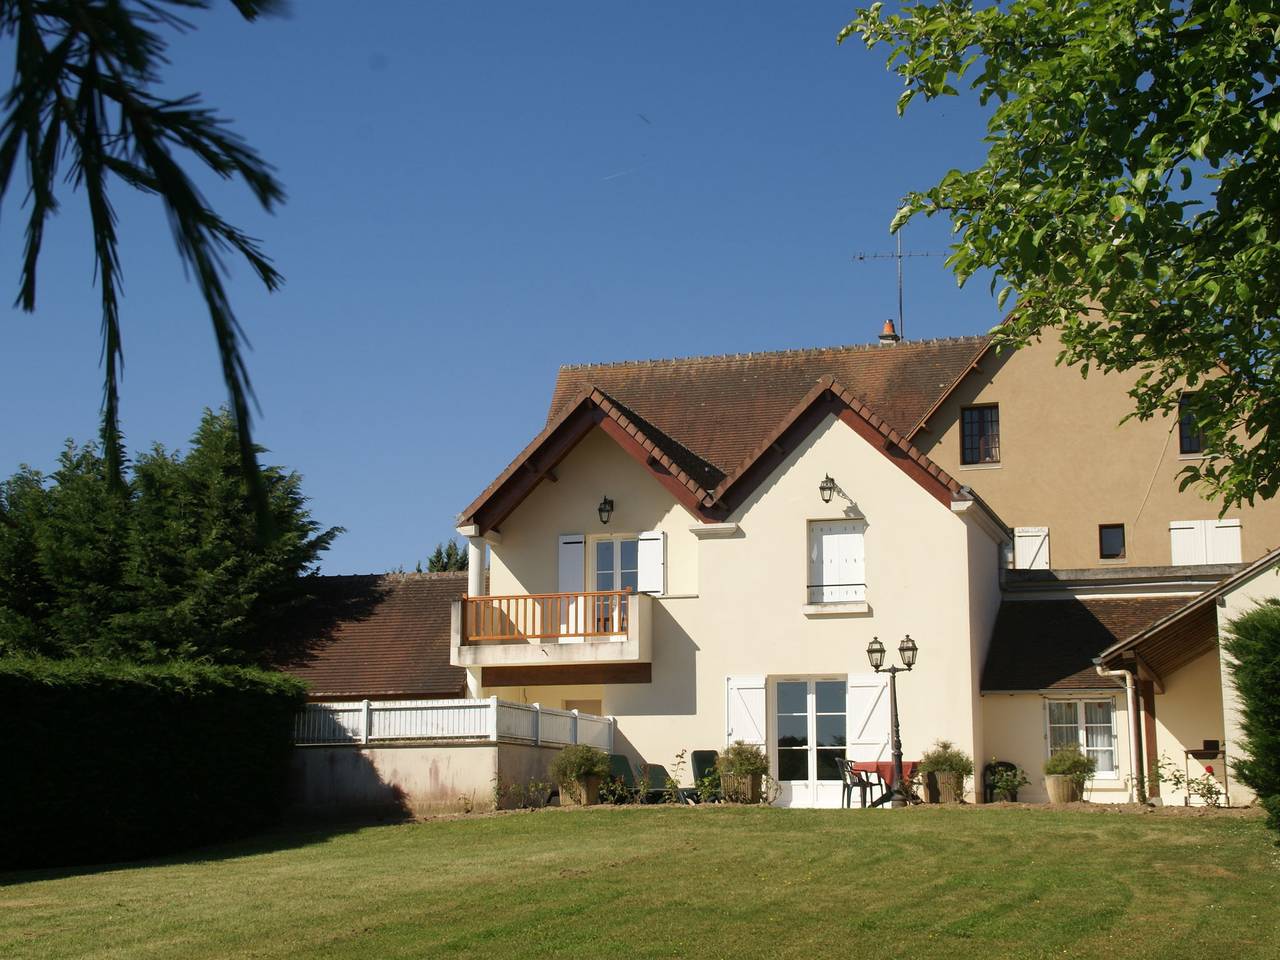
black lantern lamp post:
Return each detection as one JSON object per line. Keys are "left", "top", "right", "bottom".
{"left": 597, "top": 496, "right": 614, "bottom": 525}
{"left": 867, "top": 634, "right": 919, "bottom": 808}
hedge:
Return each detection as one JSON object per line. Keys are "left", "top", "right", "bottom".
{"left": 0, "top": 656, "right": 306, "bottom": 870}
{"left": 1223, "top": 600, "right": 1280, "bottom": 833}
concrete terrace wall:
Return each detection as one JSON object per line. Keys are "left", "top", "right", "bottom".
{"left": 290, "top": 741, "right": 562, "bottom": 818}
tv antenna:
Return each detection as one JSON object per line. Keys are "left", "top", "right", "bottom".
{"left": 852, "top": 233, "right": 947, "bottom": 340}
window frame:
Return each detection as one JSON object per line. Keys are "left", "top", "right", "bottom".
{"left": 1178, "top": 393, "right": 1205, "bottom": 456}
{"left": 589, "top": 534, "right": 639, "bottom": 593}
{"left": 1098, "top": 523, "right": 1127, "bottom": 561}
{"left": 960, "top": 404, "right": 1001, "bottom": 465}
{"left": 1044, "top": 698, "right": 1119, "bottom": 779}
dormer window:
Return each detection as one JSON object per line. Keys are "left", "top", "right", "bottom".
{"left": 961, "top": 404, "right": 1001, "bottom": 465}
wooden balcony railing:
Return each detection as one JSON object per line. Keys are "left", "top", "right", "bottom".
{"left": 461, "top": 589, "right": 632, "bottom": 644}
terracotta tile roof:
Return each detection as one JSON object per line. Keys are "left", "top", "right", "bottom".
{"left": 549, "top": 337, "right": 990, "bottom": 478}
{"left": 282, "top": 572, "right": 467, "bottom": 700}
{"left": 982, "top": 595, "right": 1192, "bottom": 692}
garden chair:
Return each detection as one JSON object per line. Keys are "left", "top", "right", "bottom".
{"left": 606, "top": 753, "right": 643, "bottom": 803}
{"left": 643, "top": 764, "right": 693, "bottom": 804}
{"left": 836, "top": 758, "right": 880, "bottom": 809}
{"left": 982, "top": 761, "right": 1020, "bottom": 803}
{"left": 690, "top": 749, "right": 719, "bottom": 802}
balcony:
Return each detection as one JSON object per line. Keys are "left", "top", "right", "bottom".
{"left": 450, "top": 589, "right": 652, "bottom": 670}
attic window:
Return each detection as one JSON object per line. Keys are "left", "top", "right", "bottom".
{"left": 961, "top": 405, "right": 1000, "bottom": 465}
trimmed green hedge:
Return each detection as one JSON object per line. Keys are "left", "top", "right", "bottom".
{"left": 0, "top": 657, "right": 306, "bottom": 869}
{"left": 1223, "top": 600, "right": 1280, "bottom": 833}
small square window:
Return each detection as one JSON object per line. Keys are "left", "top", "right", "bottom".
{"left": 1099, "top": 524, "right": 1126, "bottom": 561}
{"left": 961, "top": 405, "right": 1000, "bottom": 465}
{"left": 1179, "top": 394, "right": 1204, "bottom": 455}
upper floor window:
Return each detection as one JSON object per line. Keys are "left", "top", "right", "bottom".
{"left": 1099, "top": 523, "right": 1126, "bottom": 561}
{"left": 594, "top": 536, "right": 639, "bottom": 593}
{"left": 961, "top": 405, "right": 1001, "bottom": 464}
{"left": 1179, "top": 393, "right": 1204, "bottom": 455}
{"left": 807, "top": 520, "right": 866, "bottom": 604}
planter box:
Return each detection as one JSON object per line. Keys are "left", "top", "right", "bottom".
{"left": 1044, "top": 774, "right": 1083, "bottom": 804}
{"left": 559, "top": 774, "right": 601, "bottom": 807}
{"left": 721, "top": 772, "right": 762, "bottom": 804}
{"left": 924, "top": 771, "right": 965, "bottom": 804}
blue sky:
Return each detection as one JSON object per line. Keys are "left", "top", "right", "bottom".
{"left": 0, "top": 1, "right": 1001, "bottom": 574}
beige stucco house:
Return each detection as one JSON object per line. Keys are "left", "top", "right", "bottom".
{"left": 448, "top": 329, "right": 1274, "bottom": 808}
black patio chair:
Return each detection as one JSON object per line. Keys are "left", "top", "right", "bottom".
{"left": 836, "top": 758, "right": 881, "bottom": 809}
{"left": 983, "top": 760, "right": 1020, "bottom": 803}
{"left": 690, "top": 749, "right": 719, "bottom": 802}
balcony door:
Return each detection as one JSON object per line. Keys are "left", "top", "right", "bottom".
{"left": 773, "top": 678, "right": 847, "bottom": 808}
{"left": 593, "top": 536, "right": 637, "bottom": 637}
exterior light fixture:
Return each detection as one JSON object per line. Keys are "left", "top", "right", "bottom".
{"left": 866, "top": 636, "right": 886, "bottom": 671}
{"left": 865, "top": 634, "right": 922, "bottom": 808}
{"left": 597, "top": 496, "right": 614, "bottom": 525}
{"left": 899, "top": 634, "right": 918, "bottom": 669}
{"left": 819, "top": 474, "right": 837, "bottom": 504}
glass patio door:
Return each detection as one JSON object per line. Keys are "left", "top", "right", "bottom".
{"left": 774, "top": 678, "right": 847, "bottom": 808}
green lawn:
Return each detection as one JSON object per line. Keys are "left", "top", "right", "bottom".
{"left": 2, "top": 806, "right": 1277, "bottom": 960}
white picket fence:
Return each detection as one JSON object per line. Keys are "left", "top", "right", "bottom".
{"left": 294, "top": 696, "right": 615, "bottom": 752}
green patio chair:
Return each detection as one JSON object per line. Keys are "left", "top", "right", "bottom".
{"left": 606, "top": 753, "right": 642, "bottom": 803}
{"left": 691, "top": 749, "right": 720, "bottom": 802}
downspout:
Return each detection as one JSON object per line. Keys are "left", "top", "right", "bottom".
{"left": 1095, "top": 661, "right": 1141, "bottom": 803}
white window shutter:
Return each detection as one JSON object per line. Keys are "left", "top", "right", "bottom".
{"left": 1014, "top": 527, "right": 1050, "bottom": 570}
{"left": 557, "top": 535, "right": 585, "bottom": 634}
{"left": 846, "top": 676, "right": 890, "bottom": 762}
{"left": 1209, "top": 519, "right": 1242, "bottom": 564}
{"left": 725, "top": 676, "right": 766, "bottom": 747}
{"left": 637, "top": 530, "right": 666, "bottom": 594}
{"left": 1170, "top": 521, "right": 1205, "bottom": 566}
{"left": 807, "top": 521, "right": 866, "bottom": 603}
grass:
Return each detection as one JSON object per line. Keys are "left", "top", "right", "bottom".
{"left": 2, "top": 806, "right": 1278, "bottom": 960}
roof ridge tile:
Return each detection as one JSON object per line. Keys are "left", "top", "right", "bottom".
{"left": 558, "top": 334, "right": 990, "bottom": 371}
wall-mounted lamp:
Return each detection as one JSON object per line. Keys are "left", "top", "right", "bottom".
{"left": 818, "top": 474, "right": 837, "bottom": 504}
{"left": 597, "top": 496, "right": 614, "bottom": 525}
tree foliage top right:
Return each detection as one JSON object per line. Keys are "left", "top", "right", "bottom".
{"left": 844, "top": 0, "right": 1280, "bottom": 507}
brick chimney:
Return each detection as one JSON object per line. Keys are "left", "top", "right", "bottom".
{"left": 879, "top": 318, "right": 901, "bottom": 346}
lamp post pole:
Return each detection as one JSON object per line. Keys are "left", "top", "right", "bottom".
{"left": 867, "top": 635, "right": 918, "bottom": 808}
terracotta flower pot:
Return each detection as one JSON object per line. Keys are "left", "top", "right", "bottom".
{"left": 721, "top": 772, "right": 762, "bottom": 804}
{"left": 561, "top": 774, "right": 601, "bottom": 807}
{"left": 1044, "top": 774, "right": 1083, "bottom": 804}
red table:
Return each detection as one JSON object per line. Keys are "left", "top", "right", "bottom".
{"left": 852, "top": 760, "right": 918, "bottom": 786}
{"left": 852, "top": 760, "right": 921, "bottom": 806}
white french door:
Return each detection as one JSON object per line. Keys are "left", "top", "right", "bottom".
{"left": 773, "top": 678, "right": 847, "bottom": 808}
{"left": 592, "top": 536, "right": 637, "bottom": 636}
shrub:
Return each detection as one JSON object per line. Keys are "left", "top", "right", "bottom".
{"left": 716, "top": 741, "right": 768, "bottom": 777}
{"left": 0, "top": 656, "right": 305, "bottom": 870}
{"left": 1044, "top": 744, "right": 1096, "bottom": 787}
{"left": 918, "top": 740, "right": 975, "bottom": 777}
{"left": 1222, "top": 600, "right": 1280, "bottom": 831}
{"left": 550, "top": 744, "right": 609, "bottom": 787}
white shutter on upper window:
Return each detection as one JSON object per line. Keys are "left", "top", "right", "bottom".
{"left": 557, "top": 535, "right": 585, "bottom": 634}
{"left": 807, "top": 521, "right": 866, "bottom": 603}
{"left": 1013, "top": 527, "right": 1050, "bottom": 570}
{"left": 636, "top": 530, "right": 665, "bottom": 594}
{"left": 1208, "top": 519, "right": 1242, "bottom": 564}
{"left": 1170, "top": 519, "right": 1242, "bottom": 565}
{"left": 725, "top": 676, "right": 766, "bottom": 747}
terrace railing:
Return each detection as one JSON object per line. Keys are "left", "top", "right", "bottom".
{"left": 294, "top": 696, "right": 615, "bottom": 752}
{"left": 460, "top": 589, "right": 631, "bottom": 644}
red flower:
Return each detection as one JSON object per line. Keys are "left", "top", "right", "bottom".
{"left": 1205, "top": 765, "right": 1214, "bottom": 774}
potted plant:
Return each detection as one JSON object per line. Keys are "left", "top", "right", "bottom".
{"left": 988, "top": 762, "right": 1030, "bottom": 802}
{"left": 918, "top": 740, "right": 974, "bottom": 803}
{"left": 717, "top": 741, "right": 769, "bottom": 803}
{"left": 1044, "top": 744, "right": 1096, "bottom": 803}
{"left": 550, "top": 744, "right": 610, "bottom": 806}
